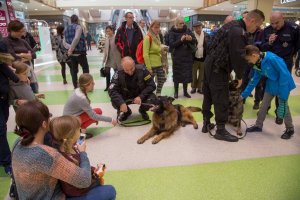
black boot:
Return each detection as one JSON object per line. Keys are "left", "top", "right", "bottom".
{"left": 174, "top": 82, "right": 179, "bottom": 99}
{"left": 201, "top": 119, "right": 215, "bottom": 133}
{"left": 183, "top": 83, "right": 191, "bottom": 98}
{"left": 214, "top": 126, "right": 238, "bottom": 142}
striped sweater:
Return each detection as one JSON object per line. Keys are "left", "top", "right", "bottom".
{"left": 12, "top": 143, "right": 91, "bottom": 200}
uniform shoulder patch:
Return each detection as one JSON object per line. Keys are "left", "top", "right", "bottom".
{"left": 144, "top": 74, "right": 151, "bottom": 81}
{"left": 109, "top": 83, "right": 115, "bottom": 90}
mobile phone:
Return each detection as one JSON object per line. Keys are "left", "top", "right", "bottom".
{"left": 77, "top": 133, "right": 86, "bottom": 145}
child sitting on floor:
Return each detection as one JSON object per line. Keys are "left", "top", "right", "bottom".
{"left": 63, "top": 73, "right": 117, "bottom": 139}
{"left": 50, "top": 115, "right": 109, "bottom": 197}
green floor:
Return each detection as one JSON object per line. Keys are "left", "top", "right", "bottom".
{"left": 2, "top": 154, "right": 300, "bottom": 200}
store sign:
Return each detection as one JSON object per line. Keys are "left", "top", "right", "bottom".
{"left": 280, "top": 0, "right": 297, "bottom": 4}
{"left": 0, "top": 10, "right": 8, "bottom": 37}
{"left": 15, "top": 11, "right": 25, "bottom": 19}
{"left": 6, "top": 0, "right": 16, "bottom": 21}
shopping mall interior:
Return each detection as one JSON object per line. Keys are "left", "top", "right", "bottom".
{"left": 0, "top": 0, "right": 300, "bottom": 199}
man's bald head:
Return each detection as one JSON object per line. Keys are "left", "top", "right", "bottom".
{"left": 270, "top": 11, "right": 284, "bottom": 31}
{"left": 224, "top": 15, "right": 234, "bottom": 24}
{"left": 121, "top": 56, "right": 136, "bottom": 76}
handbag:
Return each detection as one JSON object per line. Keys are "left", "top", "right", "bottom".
{"left": 100, "top": 67, "right": 107, "bottom": 77}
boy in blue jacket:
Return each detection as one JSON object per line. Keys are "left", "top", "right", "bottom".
{"left": 241, "top": 45, "right": 296, "bottom": 139}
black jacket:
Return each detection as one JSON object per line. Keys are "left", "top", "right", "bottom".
{"left": 108, "top": 65, "right": 156, "bottom": 107}
{"left": 169, "top": 25, "right": 197, "bottom": 83}
{"left": 261, "top": 21, "right": 299, "bottom": 69}
{"left": 206, "top": 20, "right": 248, "bottom": 80}
{"left": 115, "top": 21, "right": 143, "bottom": 61}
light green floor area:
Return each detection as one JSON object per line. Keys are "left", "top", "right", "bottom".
{"left": 104, "top": 154, "right": 300, "bottom": 200}
{"left": 2, "top": 154, "right": 300, "bottom": 200}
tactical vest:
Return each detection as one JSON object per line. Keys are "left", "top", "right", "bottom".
{"left": 208, "top": 20, "right": 244, "bottom": 73}
{"left": 64, "top": 24, "right": 86, "bottom": 52}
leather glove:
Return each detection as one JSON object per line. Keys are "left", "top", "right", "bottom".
{"left": 277, "top": 99, "right": 288, "bottom": 120}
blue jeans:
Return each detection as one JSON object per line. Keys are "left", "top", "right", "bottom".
{"left": 0, "top": 96, "right": 11, "bottom": 167}
{"left": 67, "top": 185, "right": 116, "bottom": 200}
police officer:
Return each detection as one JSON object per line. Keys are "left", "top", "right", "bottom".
{"left": 261, "top": 11, "right": 300, "bottom": 124}
{"left": 108, "top": 56, "right": 156, "bottom": 121}
{"left": 202, "top": 9, "right": 265, "bottom": 142}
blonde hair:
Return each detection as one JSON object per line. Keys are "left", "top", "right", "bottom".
{"left": 50, "top": 115, "right": 81, "bottom": 154}
{"left": 13, "top": 61, "right": 28, "bottom": 74}
{"left": 149, "top": 20, "right": 160, "bottom": 30}
{"left": 78, "top": 73, "right": 93, "bottom": 104}
{"left": 175, "top": 16, "right": 184, "bottom": 27}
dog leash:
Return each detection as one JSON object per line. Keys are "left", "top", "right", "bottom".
{"left": 207, "top": 119, "right": 248, "bottom": 139}
{"left": 117, "top": 99, "right": 155, "bottom": 127}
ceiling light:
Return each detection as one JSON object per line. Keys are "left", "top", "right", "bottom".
{"left": 42, "top": 4, "right": 45, "bottom": 7}
{"left": 52, "top": 8, "right": 55, "bottom": 10}
{"left": 234, "top": 5, "right": 237, "bottom": 7}
{"left": 34, "top": 8, "right": 38, "bottom": 11}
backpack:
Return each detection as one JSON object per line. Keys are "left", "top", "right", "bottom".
{"left": 136, "top": 34, "right": 152, "bottom": 64}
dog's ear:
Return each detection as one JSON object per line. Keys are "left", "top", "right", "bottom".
{"left": 167, "top": 96, "right": 175, "bottom": 103}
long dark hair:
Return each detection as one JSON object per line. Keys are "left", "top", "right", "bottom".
{"left": 15, "top": 100, "right": 51, "bottom": 146}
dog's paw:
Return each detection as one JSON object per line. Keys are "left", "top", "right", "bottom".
{"left": 152, "top": 138, "right": 159, "bottom": 144}
{"left": 194, "top": 124, "right": 198, "bottom": 129}
{"left": 137, "top": 139, "right": 145, "bottom": 144}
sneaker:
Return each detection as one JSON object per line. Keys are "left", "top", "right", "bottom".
{"left": 201, "top": 122, "right": 215, "bottom": 133}
{"left": 118, "top": 109, "right": 132, "bottom": 122}
{"left": 139, "top": 110, "right": 149, "bottom": 120}
{"left": 63, "top": 79, "right": 67, "bottom": 84}
{"left": 253, "top": 102, "right": 259, "bottom": 110}
{"left": 275, "top": 117, "right": 283, "bottom": 125}
{"left": 246, "top": 125, "right": 262, "bottom": 132}
{"left": 197, "top": 89, "right": 203, "bottom": 94}
{"left": 214, "top": 129, "right": 239, "bottom": 142}
{"left": 281, "top": 128, "right": 294, "bottom": 139}
{"left": 249, "top": 94, "right": 253, "bottom": 97}
{"left": 4, "top": 165, "right": 12, "bottom": 176}
{"left": 191, "top": 89, "right": 196, "bottom": 94}
{"left": 184, "top": 93, "right": 191, "bottom": 98}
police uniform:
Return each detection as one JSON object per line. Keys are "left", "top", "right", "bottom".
{"left": 261, "top": 22, "right": 299, "bottom": 72}
{"left": 202, "top": 20, "right": 248, "bottom": 142}
{"left": 108, "top": 65, "right": 156, "bottom": 115}
{"left": 261, "top": 22, "right": 299, "bottom": 123}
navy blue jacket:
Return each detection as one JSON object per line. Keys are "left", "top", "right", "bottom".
{"left": 261, "top": 22, "right": 299, "bottom": 70}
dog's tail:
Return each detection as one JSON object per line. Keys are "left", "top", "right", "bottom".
{"left": 186, "top": 106, "right": 202, "bottom": 112}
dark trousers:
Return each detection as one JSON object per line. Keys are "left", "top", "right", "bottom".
{"left": 112, "top": 93, "right": 156, "bottom": 114}
{"left": 0, "top": 96, "right": 11, "bottom": 167}
{"left": 87, "top": 44, "right": 92, "bottom": 50}
{"left": 69, "top": 54, "right": 90, "bottom": 88}
{"left": 105, "top": 67, "right": 117, "bottom": 89}
{"left": 59, "top": 61, "right": 72, "bottom": 81}
{"left": 202, "top": 58, "right": 229, "bottom": 129}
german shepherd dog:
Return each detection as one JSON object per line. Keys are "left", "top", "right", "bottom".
{"left": 137, "top": 96, "right": 201, "bottom": 144}
{"left": 228, "top": 80, "right": 244, "bottom": 136}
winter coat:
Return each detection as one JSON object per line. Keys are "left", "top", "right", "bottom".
{"left": 115, "top": 21, "right": 143, "bottom": 61}
{"left": 242, "top": 52, "right": 296, "bottom": 101}
{"left": 169, "top": 25, "right": 197, "bottom": 83}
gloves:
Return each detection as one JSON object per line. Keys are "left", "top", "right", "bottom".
{"left": 277, "top": 99, "right": 288, "bottom": 120}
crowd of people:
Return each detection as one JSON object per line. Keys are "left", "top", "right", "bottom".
{"left": 0, "top": 8, "right": 300, "bottom": 199}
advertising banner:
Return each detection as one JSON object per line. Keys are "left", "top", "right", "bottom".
{"left": 0, "top": 10, "right": 8, "bottom": 37}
